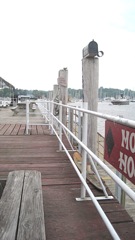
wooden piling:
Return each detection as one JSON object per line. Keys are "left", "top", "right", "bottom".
{"left": 58, "top": 68, "right": 68, "bottom": 126}
{"left": 82, "top": 57, "right": 99, "bottom": 155}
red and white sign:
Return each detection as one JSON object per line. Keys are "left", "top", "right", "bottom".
{"left": 57, "top": 77, "right": 67, "bottom": 87}
{"left": 104, "top": 120, "right": 135, "bottom": 184}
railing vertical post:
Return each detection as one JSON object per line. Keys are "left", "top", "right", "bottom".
{"left": 68, "top": 108, "right": 73, "bottom": 144}
{"left": 43, "top": 102, "right": 46, "bottom": 123}
{"left": 48, "top": 101, "right": 51, "bottom": 130}
{"left": 78, "top": 106, "right": 82, "bottom": 153}
{"left": 51, "top": 101, "right": 54, "bottom": 134}
{"left": 59, "top": 101, "right": 62, "bottom": 151}
{"left": 68, "top": 108, "right": 71, "bottom": 139}
{"left": 115, "top": 115, "right": 126, "bottom": 207}
{"left": 26, "top": 100, "right": 29, "bottom": 135}
{"left": 46, "top": 101, "right": 49, "bottom": 123}
{"left": 42, "top": 102, "right": 45, "bottom": 121}
{"left": 115, "top": 171, "right": 126, "bottom": 207}
{"left": 81, "top": 102, "right": 88, "bottom": 198}
{"left": 74, "top": 109, "right": 77, "bottom": 136}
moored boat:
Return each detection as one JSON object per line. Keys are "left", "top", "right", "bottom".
{"left": 111, "top": 98, "right": 129, "bottom": 105}
{"left": 111, "top": 93, "right": 130, "bottom": 105}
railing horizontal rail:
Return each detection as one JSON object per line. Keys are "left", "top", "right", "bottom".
{"left": 51, "top": 101, "right": 135, "bottom": 128}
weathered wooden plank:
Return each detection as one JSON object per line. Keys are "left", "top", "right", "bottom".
{"left": 11, "top": 124, "right": 20, "bottom": 135}
{"left": 37, "top": 125, "right": 44, "bottom": 135}
{"left": 0, "top": 147, "right": 58, "bottom": 153}
{"left": 4, "top": 124, "right": 15, "bottom": 135}
{"left": 0, "top": 171, "right": 24, "bottom": 240}
{"left": 0, "top": 163, "right": 71, "bottom": 169}
{"left": 0, "top": 124, "right": 5, "bottom": 130}
{"left": 0, "top": 166, "right": 76, "bottom": 178}
{"left": 0, "top": 153, "right": 65, "bottom": 158}
{"left": 42, "top": 177, "right": 81, "bottom": 186}
{"left": 0, "top": 140, "right": 59, "bottom": 148}
{"left": 100, "top": 201, "right": 125, "bottom": 212}
{"left": 106, "top": 210, "right": 133, "bottom": 223}
{"left": 0, "top": 124, "right": 10, "bottom": 135}
{"left": 114, "top": 222, "right": 135, "bottom": 239}
{"left": 41, "top": 125, "right": 50, "bottom": 135}
{"left": 18, "top": 124, "right": 26, "bottom": 135}
{"left": 31, "top": 125, "right": 38, "bottom": 135}
{"left": 17, "top": 170, "right": 46, "bottom": 240}
{"left": 0, "top": 157, "right": 67, "bottom": 163}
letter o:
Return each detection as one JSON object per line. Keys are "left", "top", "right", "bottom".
{"left": 127, "top": 156, "right": 134, "bottom": 178}
{"left": 129, "top": 133, "right": 135, "bottom": 153}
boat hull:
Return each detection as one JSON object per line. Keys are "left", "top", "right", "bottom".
{"left": 111, "top": 100, "right": 129, "bottom": 105}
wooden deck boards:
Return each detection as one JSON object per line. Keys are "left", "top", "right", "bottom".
{"left": 0, "top": 124, "right": 135, "bottom": 239}
{"left": 0, "top": 124, "right": 50, "bottom": 135}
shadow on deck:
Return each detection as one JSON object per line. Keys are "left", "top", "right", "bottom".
{"left": 0, "top": 124, "right": 135, "bottom": 239}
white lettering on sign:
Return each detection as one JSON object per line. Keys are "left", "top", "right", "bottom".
{"left": 121, "top": 130, "right": 129, "bottom": 150}
{"left": 121, "top": 129, "right": 135, "bottom": 153}
{"left": 127, "top": 156, "right": 135, "bottom": 178}
{"left": 118, "top": 151, "right": 128, "bottom": 174}
{"left": 118, "top": 151, "right": 135, "bottom": 178}
{"left": 129, "top": 133, "right": 135, "bottom": 153}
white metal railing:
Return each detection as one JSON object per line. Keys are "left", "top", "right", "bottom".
{"left": 26, "top": 99, "right": 135, "bottom": 240}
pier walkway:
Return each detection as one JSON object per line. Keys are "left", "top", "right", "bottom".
{"left": 0, "top": 121, "right": 135, "bottom": 239}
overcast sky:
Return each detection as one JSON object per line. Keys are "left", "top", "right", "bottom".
{"left": 0, "top": 0, "right": 135, "bottom": 91}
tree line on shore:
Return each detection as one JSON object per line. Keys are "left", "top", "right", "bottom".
{"left": 0, "top": 87, "right": 135, "bottom": 100}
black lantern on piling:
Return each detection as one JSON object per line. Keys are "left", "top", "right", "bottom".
{"left": 83, "top": 40, "right": 104, "bottom": 58}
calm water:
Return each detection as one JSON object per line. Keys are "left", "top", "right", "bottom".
{"left": 98, "top": 101, "right": 135, "bottom": 136}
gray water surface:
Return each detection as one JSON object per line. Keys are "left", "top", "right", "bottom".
{"left": 98, "top": 101, "right": 135, "bottom": 136}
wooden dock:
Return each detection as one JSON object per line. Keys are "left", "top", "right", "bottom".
{"left": 0, "top": 121, "right": 135, "bottom": 239}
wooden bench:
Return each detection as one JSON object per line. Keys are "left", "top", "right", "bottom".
{"left": 31, "top": 103, "right": 37, "bottom": 112}
{"left": 0, "top": 170, "right": 46, "bottom": 240}
{"left": 11, "top": 102, "right": 37, "bottom": 115}
{"left": 11, "top": 106, "right": 19, "bottom": 115}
